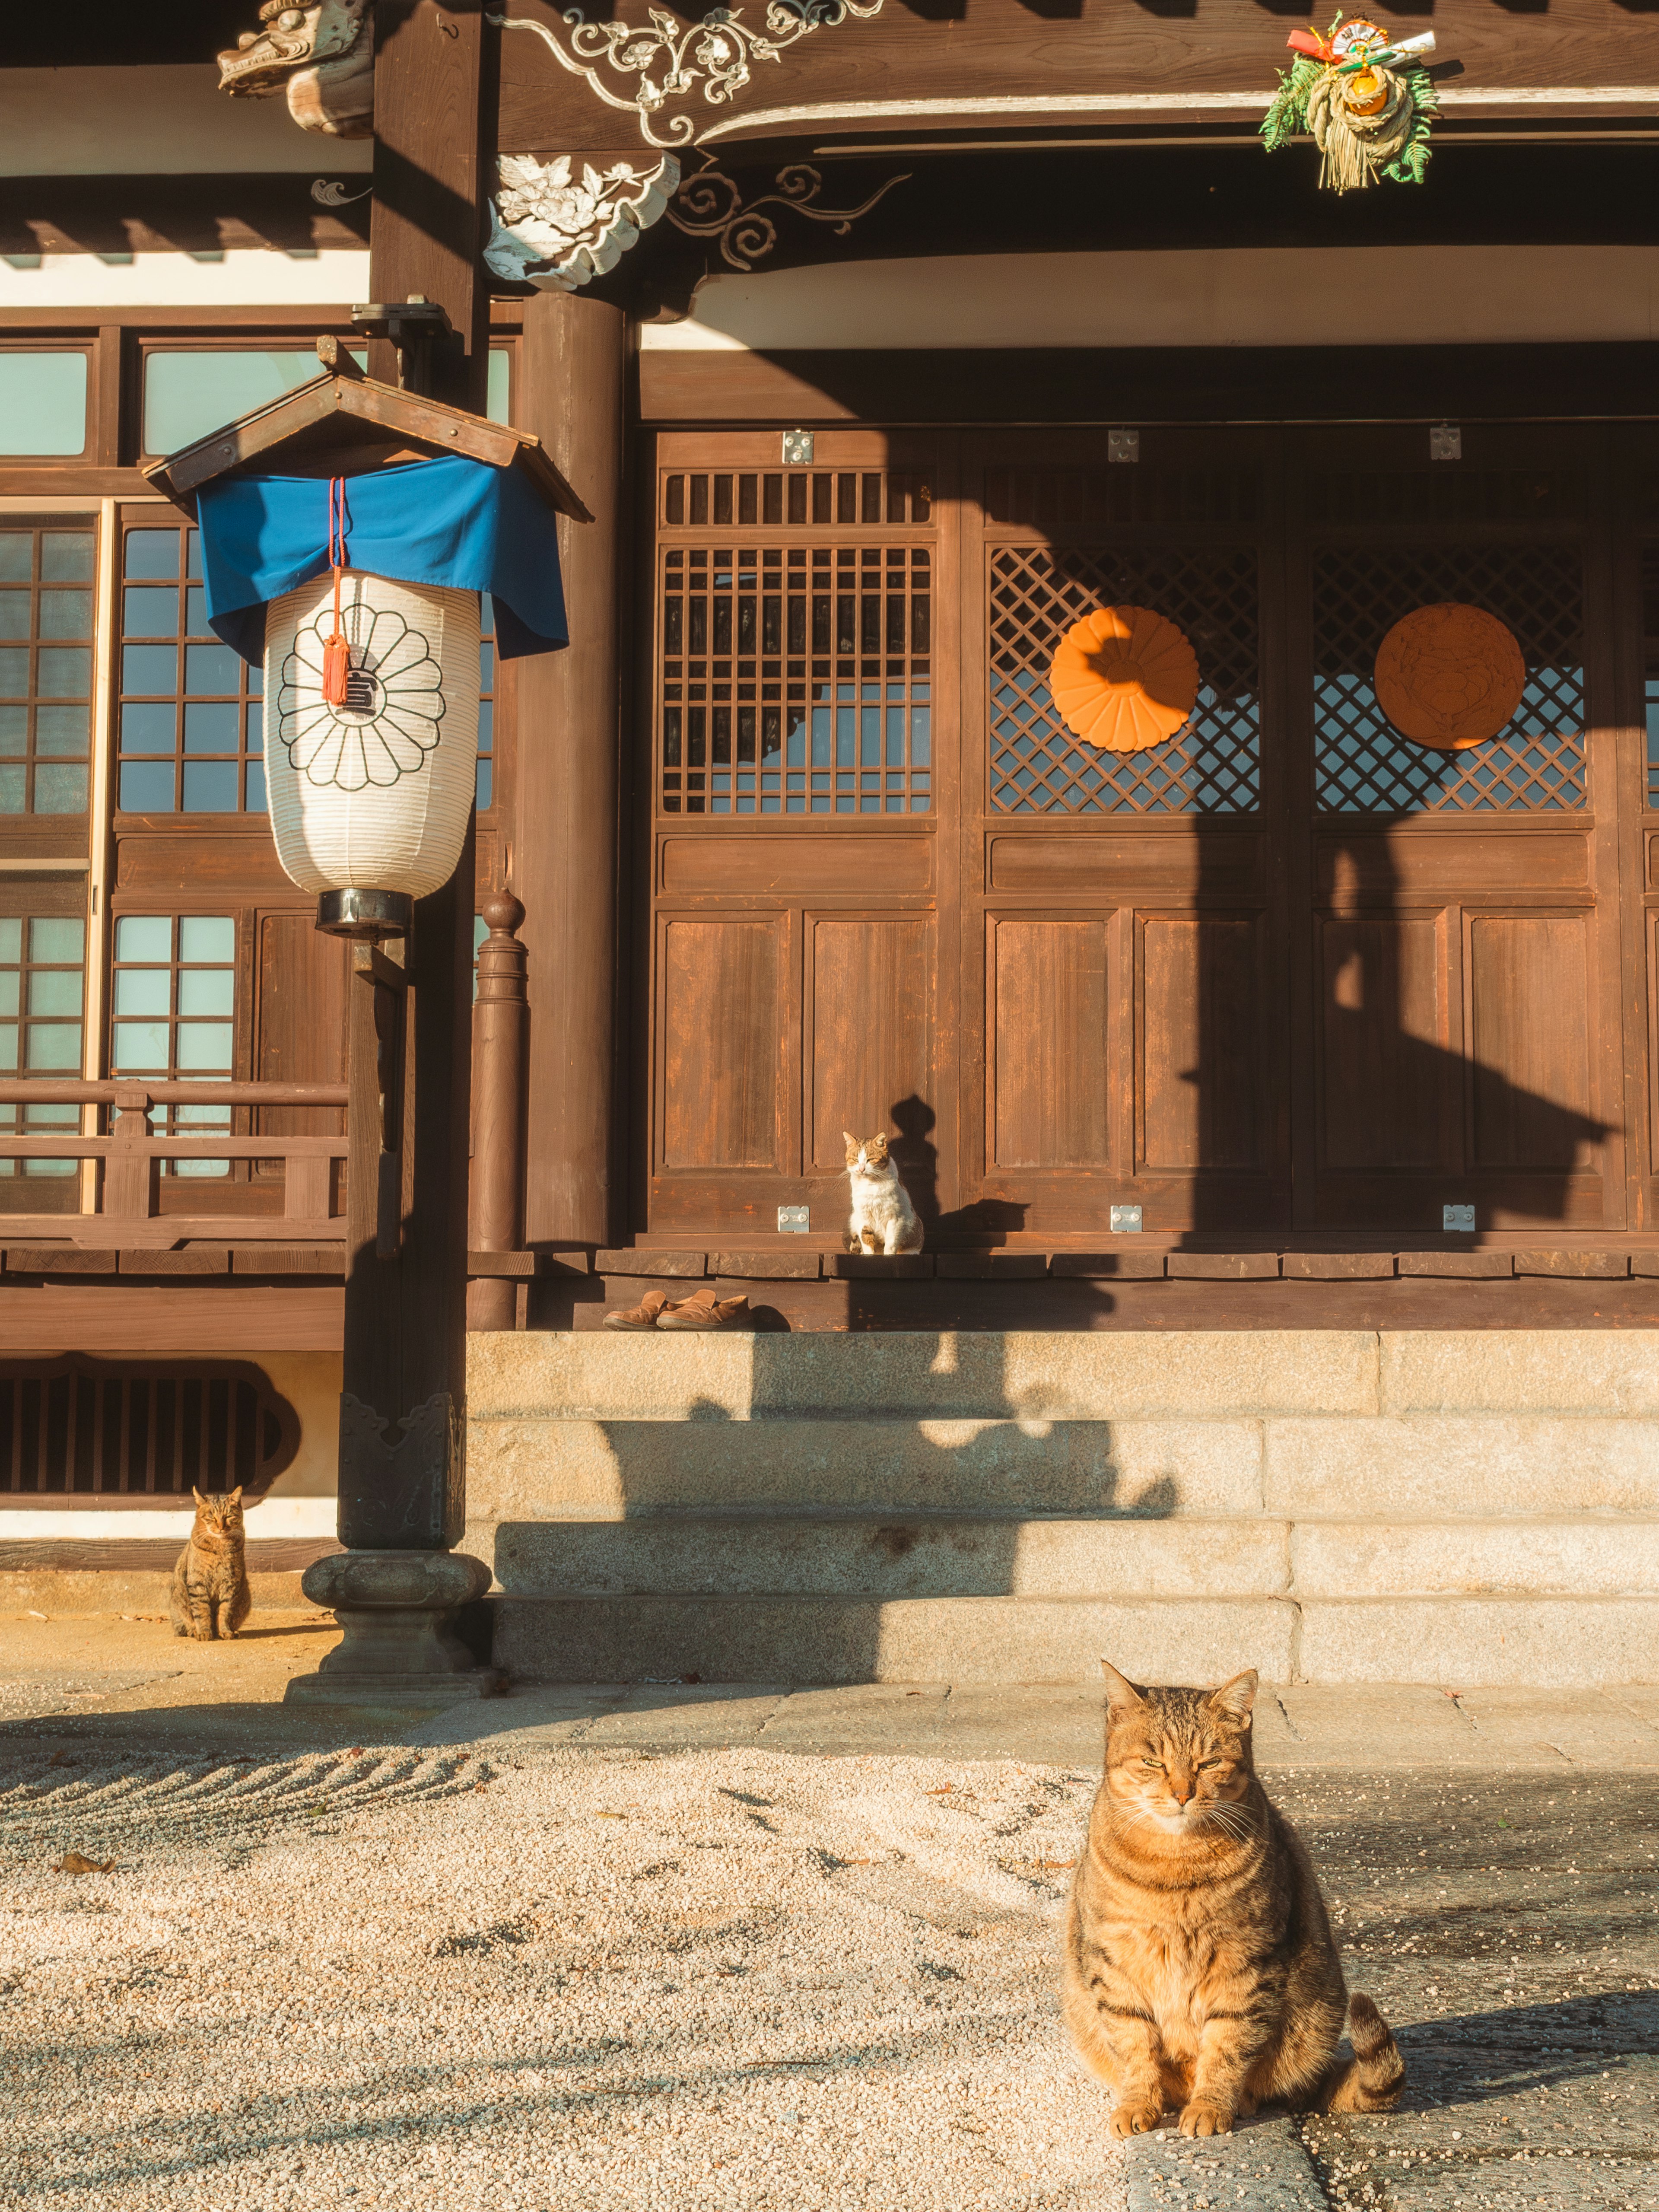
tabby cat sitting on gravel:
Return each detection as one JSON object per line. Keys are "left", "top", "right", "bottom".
{"left": 168, "top": 1486, "right": 251, "bottom": 1642}
{"left": 1062, "top": 1661, "right": 1404, "bottom": 2138}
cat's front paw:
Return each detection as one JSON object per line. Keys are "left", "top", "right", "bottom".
{"left": 1177, "top": 2101, "right": 1234, "bottom": 2138}
{"left": 1109, "top": 2097, "right": 1164, "bottom": 2139}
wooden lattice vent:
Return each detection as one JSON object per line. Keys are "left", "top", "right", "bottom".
{"left": 0, "top": 1356, "right": 300, "bottom": 1498}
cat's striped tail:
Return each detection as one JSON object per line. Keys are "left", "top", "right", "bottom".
{"left": 1323, "top": 1992, "right": 1405, "bottom": 2113}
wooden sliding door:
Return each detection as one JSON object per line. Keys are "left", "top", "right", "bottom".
{"left": 640, "top": 420, "right": 1643, "bottom": 1241}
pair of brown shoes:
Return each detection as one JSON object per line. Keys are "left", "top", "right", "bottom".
{"left": 602, "top": 1286, "right": 750, "bottom": 1332}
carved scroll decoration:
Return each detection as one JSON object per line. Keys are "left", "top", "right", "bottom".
{"left": 484, "top": 153, "right": 682, "bottom": 291}
{"left": 489, "top": 2, "right": 883, "bottom": 151}
{"left": 665, "top": 159, "right": 906, "bottom": 270}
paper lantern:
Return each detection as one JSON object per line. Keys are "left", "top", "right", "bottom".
{"left": 1374, "top": 603, "right": 1526, "bottom": 750}
{"left": 1049, "top": 605, "right": 1200, "bottom": 753}
{"left": 263, "top": 569, "right": 479, "bottom": 914}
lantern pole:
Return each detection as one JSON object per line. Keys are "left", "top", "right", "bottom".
{"left": 289, "top": 0, "right": 502, "bottom": 1703}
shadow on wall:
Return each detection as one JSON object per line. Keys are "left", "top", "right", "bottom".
{"left": 484, "top": 1317, "right": 1289, "bottom": 1688}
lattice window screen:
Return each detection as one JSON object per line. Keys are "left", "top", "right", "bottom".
{"left": 661, "top": 544, "right": 931, "bottom": 815}
{"left": 1313, "top": 544, "right": 1586, "bottom": 814}
{"left": 987, "top": 544, "right": 1261, "bottom": 815}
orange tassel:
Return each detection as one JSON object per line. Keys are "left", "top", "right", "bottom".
{"left": 321, "top": 476, "right": 349, "bottom": 707}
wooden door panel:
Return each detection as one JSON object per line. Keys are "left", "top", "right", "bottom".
{"left": 659, "top": 917, "right": 782, "bottom": 1171}
{"left": 1319, "top": 916, "right": 1451, "bottom": 1170}
{"left": 990, "top": 917, "right": 1109, "bottom": 1169}
{"left": 253, "top": 913, "right": 348, "bottom": 1160}
{"left": 1139, "top": 915, "right": 1259, "bottom": 1171}
{"left": 808, "top": 916, "right": 932, "bottom": 1172}
{"left": 1469, "top": 913, "right": 1599, "bottom": 1170}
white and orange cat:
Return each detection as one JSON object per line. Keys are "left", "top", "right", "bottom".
{"left": 843, "top": 1130, "right": 924, "bottom": 1255}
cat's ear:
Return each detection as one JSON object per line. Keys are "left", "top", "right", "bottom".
{"left": 192, "top": 1486, "right": 205, "bottom": 1505}
{"left": 1100, "top": 1660, "right": 1147, "bottom": 1718}
{"left": 229, "top": 1486, "right": 243, "bottom": 1503}
{"left": 1206, "top": 1668, "right": 1259, "bottom": 1722}
{"left": 842, "top": 1130, "right": 857, "bottom": 1149}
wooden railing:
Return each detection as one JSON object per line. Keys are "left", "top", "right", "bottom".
{"left": 0, "top": 897, "right": 536, "bottom": 1320}
{"left": 0, "top": 1080, "right": 349, "bottom": 1247}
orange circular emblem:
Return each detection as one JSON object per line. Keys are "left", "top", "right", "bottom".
{"left": 1048, "top": 605, "right": 1200, "bottom": 754}
{"left": 1373, "top": 603, "right": 1526, "bottom": 751}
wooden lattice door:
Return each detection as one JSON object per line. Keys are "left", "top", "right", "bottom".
{"left": 960, "top": 429, "right": 1289, "bottom": 1235}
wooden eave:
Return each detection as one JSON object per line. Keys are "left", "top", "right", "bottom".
{"left": 141, "top": 369, "right": 593, "bottom": 523}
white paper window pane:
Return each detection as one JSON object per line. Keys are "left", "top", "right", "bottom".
{"left": 487, "top": 347, "right": 510, "bottom": 425}
{"left": 25, "top": 1020, "right": 81, "bottom": 1070}
{"left": 0, "top": 353, "right": 89, "bottom": 456}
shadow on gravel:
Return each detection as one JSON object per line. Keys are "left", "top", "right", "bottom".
{"left": 1394, "top": 1989, "right": 1659, "bottom": 2102}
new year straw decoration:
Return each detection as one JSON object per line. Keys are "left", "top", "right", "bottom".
{"left": 1262, "top": 16, "right": 1441, "bottom": 192}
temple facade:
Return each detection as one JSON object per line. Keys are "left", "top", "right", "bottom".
{"left": 3, "top": 3, "right": 1658, "bottom": 1684}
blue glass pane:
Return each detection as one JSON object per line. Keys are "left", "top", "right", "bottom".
{"left": 125, "top": 530, "right": 181, "bottom": 580}
{"left": 479, "top": 641, "right": 494, "bottom": 688}
{"left": 185, "top": 585, "right": 210, "bottom": 637}
{"left": 144, "top": 351, "right": 328, "bottom": 455}
{"left": 123, "top": 643, "right": 177, "bottom": 694}
{"left": 119, "top": 760, "right": 176, "bottom": 812}
{"left": 112, "top": 1019, "right": 170, "bottom": 1071}
{"left": 246, "top": 661, "right": 263, "bottom": 698}
{"left": 182, "top": 760, "right": 239, "bottom": 812}
{"left": 113, "top": 968, "right": 170, "bottom": 1016}
{"left": 0, "top": 353, "right": 88, "bottom": 456}
{"left": 179, "top": 916, "right": 234, "bottom": 963}
{"left": 245, "top": 761, "right": 267, "bottom": 812}
{"left": 114, "top": 916, "right": 172, "bottom": 964}
{"left": 184, "top": 701, "right": 240, "bottom": 753}
{"left": 178, "top": 968, "right": 234, "bottom": 1016}
{"left": 245, "top": 704, "right": 263, "bottom": 754}
{"left": 121, "top": 702, "right": 175, "bottom": 752}
{"left": 184, "top": 643, "right": 242, "bottom": 696}
{"left": 477, "top": 701, "right": 493, "bottom": 754}
{"left": 124, "top": 586, "right": 178, "bottom": 638}
{"left": 186, "top": 530, "right": 202, "bottom": 582}
{"left": 175, "top": 1021, "right": 233, "bottom": 1070}
{"left": 475, "top": 758, "right": 493, "bottom": 810}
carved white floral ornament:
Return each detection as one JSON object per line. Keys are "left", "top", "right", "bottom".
{"left": 278, "top": 605, "right": 446, "bottom": 791}
{"left": 488, "top": 2, "right": 884, "bottom": 151}
{"left": 483, "top": 153, "right": 682, "bottom": 292}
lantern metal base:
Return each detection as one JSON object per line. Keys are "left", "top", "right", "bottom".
{"left": 315, "top": 888, "right": 413, "bottom": 942}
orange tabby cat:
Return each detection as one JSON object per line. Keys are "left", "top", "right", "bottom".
{"left": 168, "top": 1486, "right": 251, "bottom": 1643}
{"left": 1062, "top": 1661, "right": 1404, "bottom": 2137}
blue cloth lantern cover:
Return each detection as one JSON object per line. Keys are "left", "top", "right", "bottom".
{"left": 194, "top": 455, "right": 568, "bottom": 914}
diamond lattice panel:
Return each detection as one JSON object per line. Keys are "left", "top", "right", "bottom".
{"left": 1313, "top": 544, "right": 1586, "bottom": 815}
{"left": 988, "top": 545, "right": 1261, "bottom": 815}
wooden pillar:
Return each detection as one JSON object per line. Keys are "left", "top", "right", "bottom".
{"left": 467, "top": 891, "right": 529, "bottom": 1331}
{"left": 515, "top": 291, "right": 627, "bottom": 1248}
{"left": 295, "top": 3, "right": 499, "bottom": 1694}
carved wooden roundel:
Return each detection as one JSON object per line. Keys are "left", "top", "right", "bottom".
{"left": 1373, "top": 603, "right": 1527, "bottom": 751}
{"left": 1048, "top": 605, "right": 1200, "bottom": 754}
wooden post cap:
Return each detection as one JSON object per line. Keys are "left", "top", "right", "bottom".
{"left": 480, "top": 891, "right": 526, "bottom": 936}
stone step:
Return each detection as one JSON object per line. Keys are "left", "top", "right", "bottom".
{"left": 490, "top": 1591, "right": 1659, "bottom": 1689}
{"left": 478, "top": 1514, "right": 1659, "bottom": 1601}
{"left": 468, "top": 1411, "right": 1659, "bottom": 1520}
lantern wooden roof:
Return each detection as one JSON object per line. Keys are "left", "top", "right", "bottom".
{"left": 143, "top": 344, "right": 592, "bottom": 523}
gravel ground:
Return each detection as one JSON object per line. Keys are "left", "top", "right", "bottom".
{"left": 0, "top": 1729, "right": 1653, "bottom": 2212}
{"left": 0, "top": 1745, "right": 1128, "bottom": 2212}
